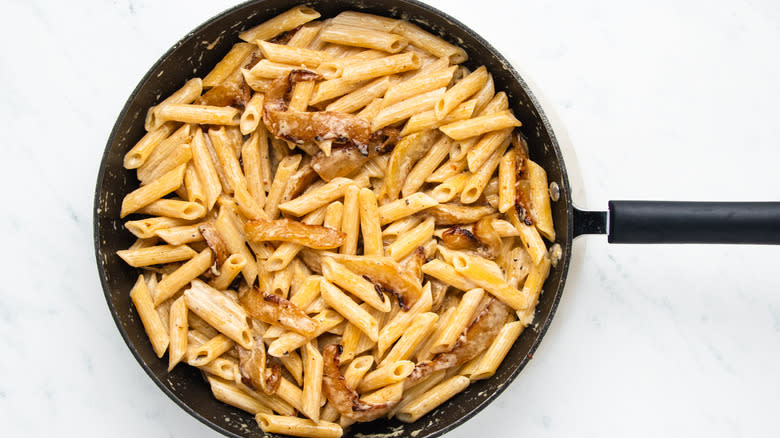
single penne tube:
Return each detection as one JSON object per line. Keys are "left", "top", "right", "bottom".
{"left": 208, "top": 126, "right": 247, "bottom": 191}
{"left": 371, "top": 87, "right": 445, "bottom": 131}
{"left": 491, "top": 218, "right": 521, "bottom": 237}
{"left": 267, "top": 309, "right": 344, "bottom": 357}
{"left": 344, "top": 355, "right": 375, "bottom": 390}
{"left": 258, "top": 40, "right": 332, "bottom": 67}
{"left": 239, "top": 5, "right": 321, "bottom": 42}
{"left": 187, "top": 333, "right": 234, "bottom": 366}
{"left": 332, "top": 11, "right": 400, "bottom": 33}
{"left": 248, "top": 59, "right": 303, "bottom": 79}
{"left": 155, "top": 104, "right": 240, "bottom": 126}
{"left": 517, "top": 255, "right": 552, "bottom": 325}
{"left": 129, "top": 275, "right": 169, "bottom": 358}
{"left": 342, "top": 51, "right": 422, "bottom": 82}
{"left": 190, "top": 128, "right": 223, "bottom": 210}
{"left": 310, "top": 77, "right": 366, "bottom": 105}
{"left": 124, "top": 122, "right": 178, "bottom": 169}
{"left": 145, "top": 78, "right": 203, "bottom": 131}
{"left": 117, "top": 244, "right": 196, "bottom": 268}
{"left": 256, "top": 414, "right": 342, "bottom": 438}
{"left": 356, "top": 97, "right": 384, "bottom": 121}
{"left": 240, "top": 93, "right": 265, "bottom": 135}
{"left": 125, "top": 216, "right": 190, "bottom": 239}
{"left": 210, "top": 254, "right": 246, "bottom": 290}
{"left": 357, "top": 360, "right": 415, "bottom": 393}
{"left": 440, "top": 109, "right": 521, "bottom": 140}
{"left": 167, "top": 296, "right": 188, "bottom": 371}
{"left": 323, "top": 201, "right": 344, "bottom": 230}
{"left": 435, "top": 66, "right": 488, "bottom": 120}
{"left": 470, "top": 320, "right": 524, "bottom": 380}
{"left": 525, "top": 159, "right": 556, "bottom": 241}
{"left": 154, "top": 248, "right": 213, "bottom": 305}
{"left": 321, "top": 23, "right": 407, "bottom": 53}
{"left": 431, "top": 172, "right": 471, "bottom": 203}
{"left": 320, "top": 279, "right": 379, "bottom": 341}
{"left": 414, "top": 305, "right": 457, "bottom": 362}
{"left": 376, "top": 282, "right": 432, "bottom": 355}
{"left": 450, "top": 252, "right": 527, "bottom": 310}
{"left": 215, "top": 207, "right": 258, "bottom": 285}
{"left": 137, "top": 199, "right": 205, "bottom": 221}
{"left": 155, "top": 223, "right": 203, "bottom": 246}
{"left": 381, "top": 129, "right": 439, "bottom": 202}
{"left": 507, "top": 207, "right": 548, "bottom": 265}
{"left": 396, "top": 375, "right": 470, "bottom": 423}
{"left": 279, "top": 177, "right": 354, "bottom": 217}
{"left": 401, "top": 98, "right": 476, "bottom": 136}
{"left": 184, "top": 279, "right": 254, "bottom": 349}
{"left": 318, "top": 49, "right": 387, "bottom": 78}
{"left": 289, "top": 80, "right": 316, "bottom": 111}
{"left": 467, "top": 128, "right": 513, "bottom": 172}
{"left": 321, "top": 258, "right": 390, "bottom": 312}
{"left": 264, "top": 154, "right": 302, "bottom": 219}
{"left": 426, "top": 157, "right": 467, "bottom": 183}
{"left": 385, "top": 216, "right": 435, "bottom": 262}
{"left": 380, "top": 312, "right": 438, "bottom": 366}
{"left": 279, "top": 350, "right": 304, "bottom": 387}
{"left": 420, "top": 259, "right": 476, "bottom": 291}
{"left": 241, "top": 130, "right": 267, "bottom": 208}
{"left": 121, "top": 164, "right": 186, "bottom": 217}
{"left": 383, "top": 66, "right": 456, "bottom": 109}
{"left": 402, "top": 136, "right": 453, "bottom": 197}
{"left": 378, "top": 192, "right": 438, "bottom": 225}
{"left": 357, "top": 188, "right": 383, "bottom": 256}
{"left": 393, "top": 21, "right": 467, "bottom": 63}
{"left": 301, "top": 341, "right": 324, "bottom": 422}
{"left": 388, "top": 369, "right": 446, "bottom": 418}
{"left": 207, "top": 376, "right": 272, "bottom": 416}
{"left": 184, "top": 163, "right": 206, "bottom": 207}
{"left": 381, "top": 215, "right": 422, "bottom": 238}
{"left": 430, "top": 288, "right": 485, "bottom": 354}
{"left": 471, "top": 73, "right": 496, "bottom": 115}
{"left": 289, "top": 275, "right": 322, "bottom": 310}
{"left": 498, "top": 148, "right": 517, "bottom": 213}
{"left": 461, "top": 136, "right": 510, "bottom": 204}
{"left": 325, "top": 76, "right": 394, "bottom": 113}
{"left": 288, "top": 21, "right": 323, "bottom": 48}
{"left": 203, "top": 42, "right": 255, "bottom": 88}
{"left": 270, "top": 262, "right": 294, "bottom": 298}
{"left": 339, "top": 317, "right": 365, "bottom": 363}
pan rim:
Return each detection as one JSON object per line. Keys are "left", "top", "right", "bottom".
{"left": 93, "top": 1, "right": 574, "bottom": 437}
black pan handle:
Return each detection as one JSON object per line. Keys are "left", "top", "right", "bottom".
{"left": 573, "top": 201, "right": 780, "bottom": 244}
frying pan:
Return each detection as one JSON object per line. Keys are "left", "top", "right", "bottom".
{"left": 93, "top": 0, "right": 780, "bottom": 437}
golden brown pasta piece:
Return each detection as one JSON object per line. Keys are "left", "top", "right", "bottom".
{"left": 245, "top": 218, "right": 346, "bottom": 249}
{"left": 322, "top": 344, "right": 399, "bottom": 422}
{"left": 408, "top": 298, "right": 510, "bottom": 383}
{"left": 239, "top": 287, "right": 318, "bottom": 336}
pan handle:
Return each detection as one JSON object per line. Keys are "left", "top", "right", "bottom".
{"left": 606, "top": 201, "right": 780, "bottom": 244}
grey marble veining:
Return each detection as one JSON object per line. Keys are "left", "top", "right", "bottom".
{"left": 1, "top": 0, "right": 778, "bottom": 436}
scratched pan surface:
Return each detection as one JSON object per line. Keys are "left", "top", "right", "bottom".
{"left": 94, "top": 0, "right": 572, "bottom": 436}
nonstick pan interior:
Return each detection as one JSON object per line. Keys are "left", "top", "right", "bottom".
{"left": 94, "top": 0, "right": 573, "bottom": 436}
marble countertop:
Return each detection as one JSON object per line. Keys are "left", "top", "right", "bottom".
{"left": 2, "top": 0, "right": 779, "bottom": 436}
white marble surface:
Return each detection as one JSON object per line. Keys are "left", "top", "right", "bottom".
{"left": 2, "top": 0, "right": 779, "bottom": 436}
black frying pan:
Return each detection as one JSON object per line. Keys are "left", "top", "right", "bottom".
{"left": 93, "top": 1, "right": 780, "bottom": 437}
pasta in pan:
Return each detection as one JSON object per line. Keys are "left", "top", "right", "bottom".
{"left": 118, "top": 7, "right": 556, "bottom": 437}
